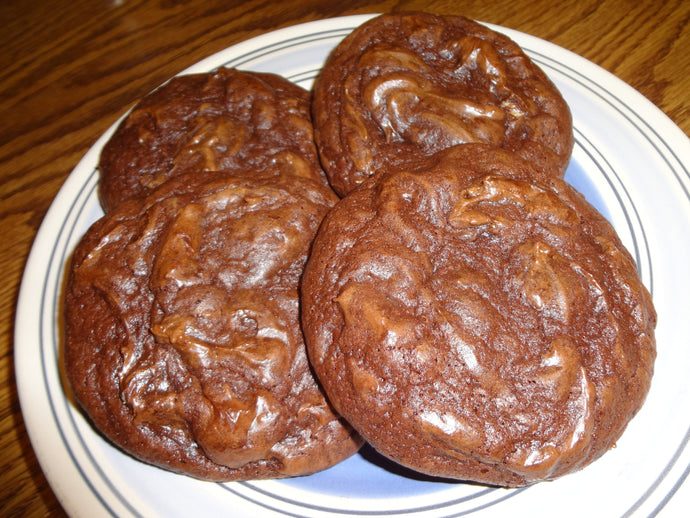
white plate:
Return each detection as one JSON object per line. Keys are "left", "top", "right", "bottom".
{"left": 15, "top": 14, "right": 690, "bottom": 518}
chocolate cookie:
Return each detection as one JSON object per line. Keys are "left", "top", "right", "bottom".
{"left": 301, "top": 145, "right": 656, "bottom": 486}
{"left": 64, "top": 170, "right": 361, "bottom": 481}
{"left": 98, "top": 67, "right": 328, "bottom": 212}
{"left": 312, "top": 12, "right": 573, "bottom": 196}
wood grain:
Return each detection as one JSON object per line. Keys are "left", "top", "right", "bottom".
{"left": 1, "top": 0, "right": 687, "bottom": 515}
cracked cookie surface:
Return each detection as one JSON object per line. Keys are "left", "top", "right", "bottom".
{"left": 301, "top": 145, "right": 655, "bottom": 486}
{"left": 65, "top": 170, "right": 361, "bottom": 481}
{"left": 313, "top": 12, "right": 573, "bottom": 196}
{"left": 99, "top": 68, "right": 328, "bottom": 211}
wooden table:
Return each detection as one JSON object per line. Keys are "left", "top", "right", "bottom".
{"left": 1, "top": 0, "right": 688, "bottom": 515}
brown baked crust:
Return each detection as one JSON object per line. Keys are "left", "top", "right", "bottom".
{"left": 312, "top": 12, "right": 574, "bottom": 196}
{"left": 98, "top": 67, "right": 328, "bottom": 212}
{"left": 301, "top": 145, "right": 656, "bottom": 486}
{"left": 64, "top": 170, "right": 361, "bottom": 481}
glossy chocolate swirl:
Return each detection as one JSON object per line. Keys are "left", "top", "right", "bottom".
{"left": 98, "top": 67, "right": 328, "bottom": 212}
{"left": 64, "top": 171, "right": 361, "bottom": 481}
{"left": 301, "top": 146, "right": 656, "bottom": 486}
{"left": 313, "top": 12, "right": 573, "bottom": 195}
